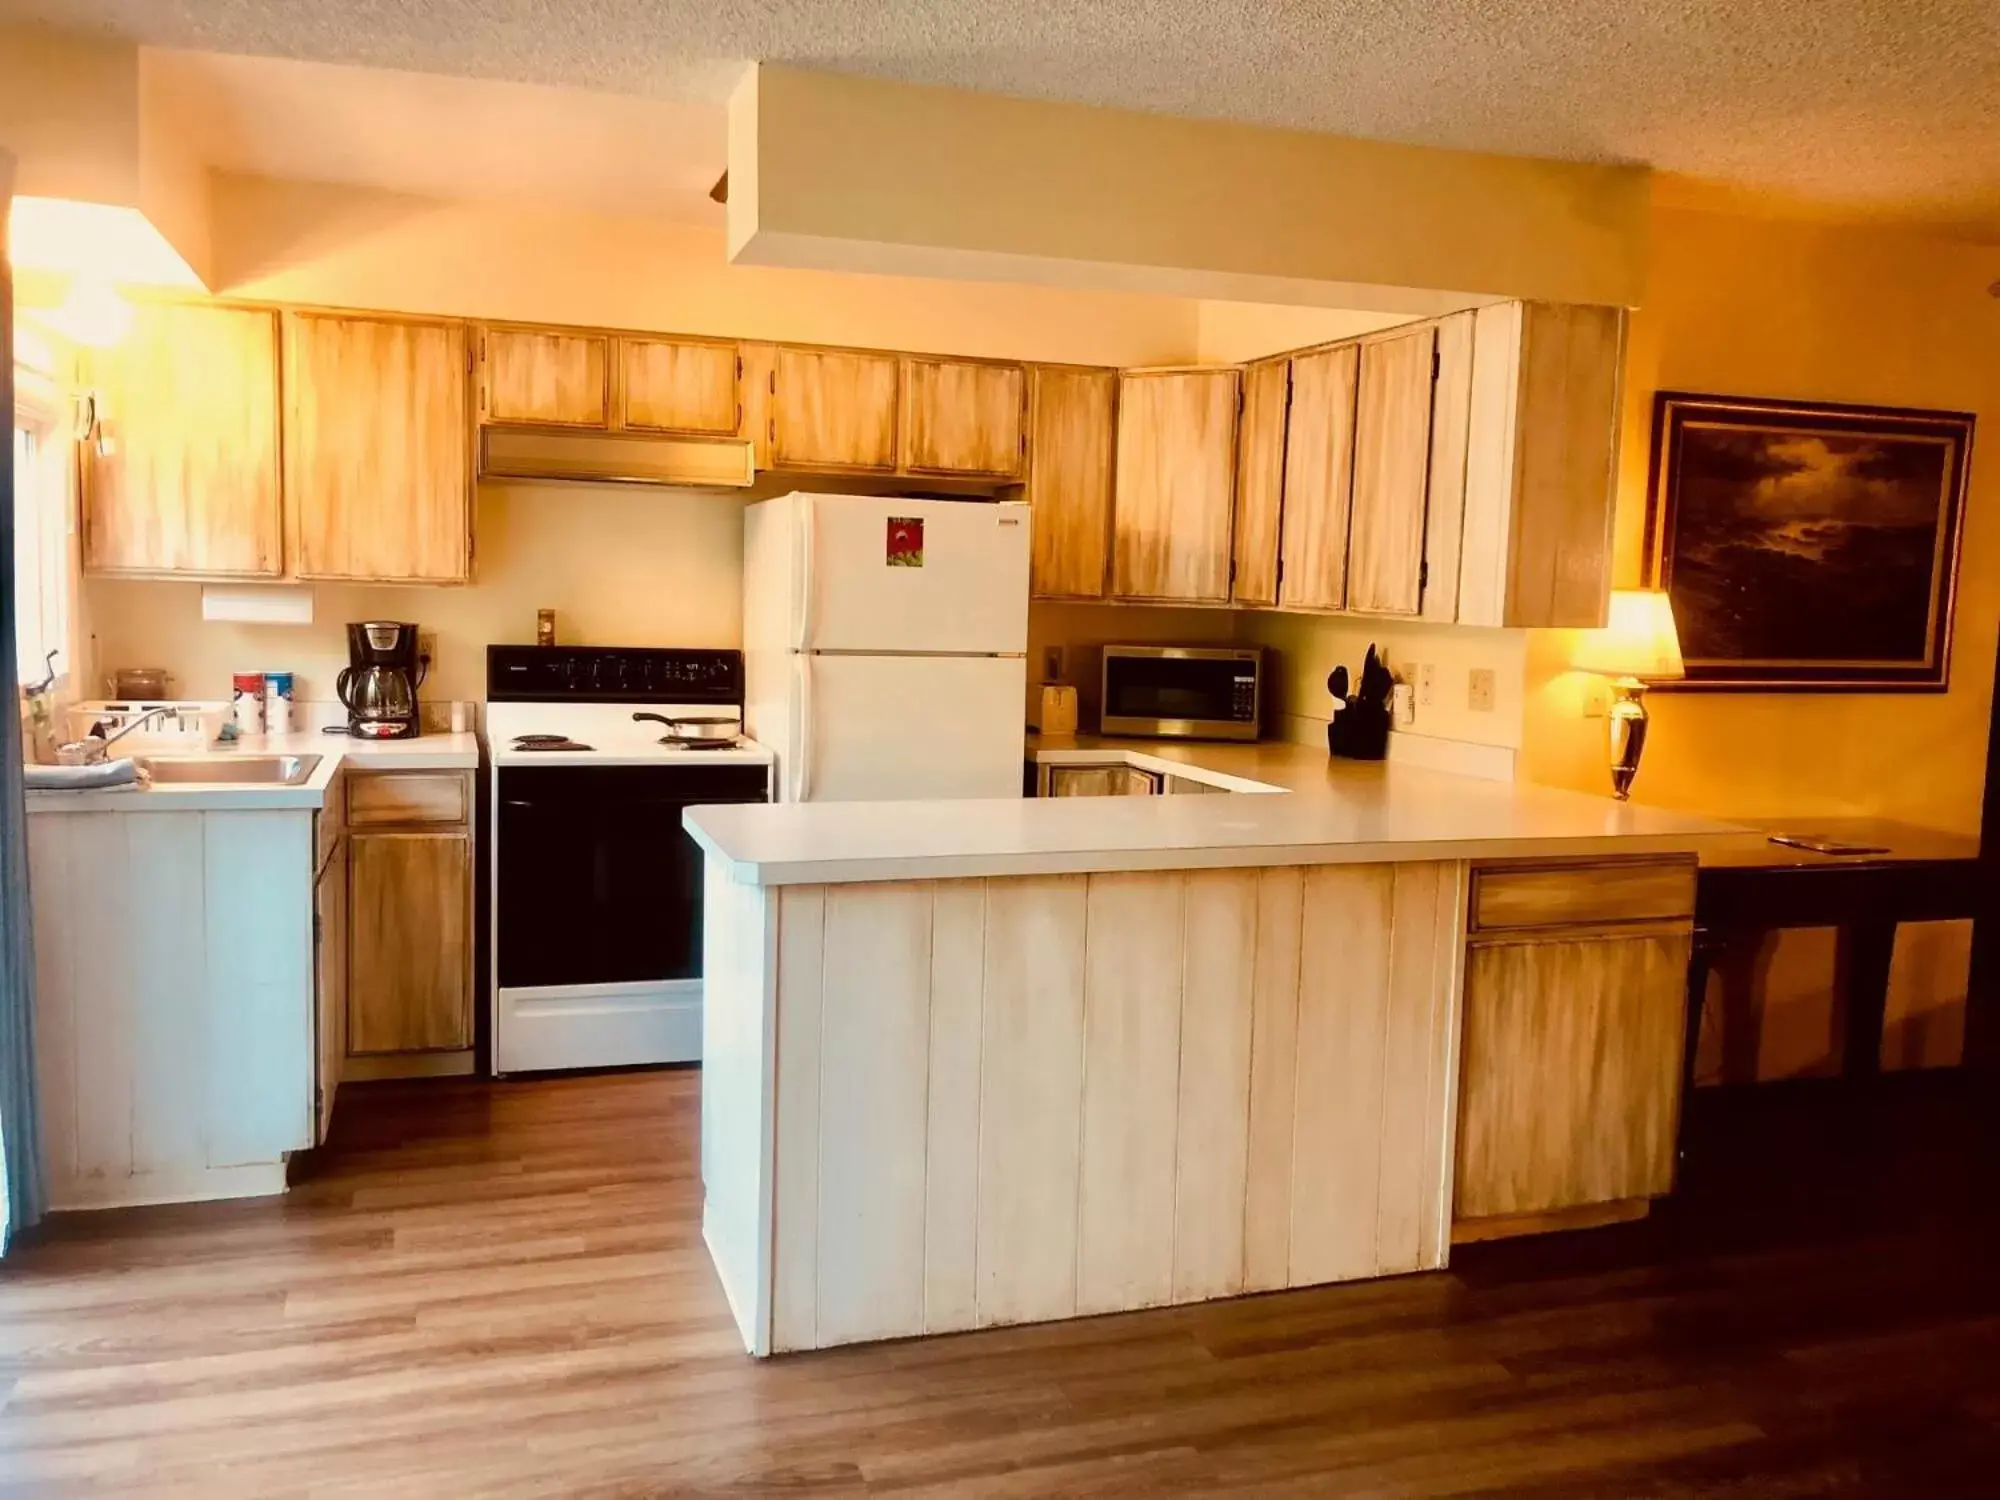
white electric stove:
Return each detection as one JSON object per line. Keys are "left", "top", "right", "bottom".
{"left": 485, "top": 646, "right": 775, "bottom": 1075}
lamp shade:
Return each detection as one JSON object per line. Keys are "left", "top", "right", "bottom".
{"left": 1573, "top": 589, "right": 1685, "bottom": 681}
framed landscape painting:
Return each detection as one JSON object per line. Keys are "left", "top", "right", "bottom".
{"left": 1645, "top": 392, "right": 1973, "bottom": 691}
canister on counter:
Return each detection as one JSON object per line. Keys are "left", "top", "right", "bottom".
{"left": 231, "top": 672, "right": 266, "bottom": 735}
{"left": 264, "top": 671, "right": 295, "bottom": 736}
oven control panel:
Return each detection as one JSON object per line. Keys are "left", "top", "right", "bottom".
{"left": 486, "top": 645, "right": 743, "bottom": 704}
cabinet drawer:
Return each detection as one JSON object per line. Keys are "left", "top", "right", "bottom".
{"left": 346, "top": 771, "right": 469, "bottom": 828}
{"left": 1471, "top": 860, "right": 1695, "bottom": 933}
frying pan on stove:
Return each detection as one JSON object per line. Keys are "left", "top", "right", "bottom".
{"left": 632, "top": 711, "right": 741, "bottom": 746}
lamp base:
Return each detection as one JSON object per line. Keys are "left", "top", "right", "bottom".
{"left": 1606, "top": 678, "right": 1650, "bottom": 800}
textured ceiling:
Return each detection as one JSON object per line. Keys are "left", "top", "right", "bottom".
{"left": 5, "top": 0, "right": 1999, "bottom": 230}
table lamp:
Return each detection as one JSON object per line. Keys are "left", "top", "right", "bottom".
{"left": 1572, "top": 589, "right": 1685, "bottom": 800}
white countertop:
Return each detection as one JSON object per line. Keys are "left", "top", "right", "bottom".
{"left": 683, "top": 735, "right": 1743, "bottom": 886}
{"left": 23, "top": 731, "right": 482, "bottom": 814}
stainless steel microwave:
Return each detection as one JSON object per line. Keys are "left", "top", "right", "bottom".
{"left": 1100, "top": 645, "right": 1264, "bottom": 741}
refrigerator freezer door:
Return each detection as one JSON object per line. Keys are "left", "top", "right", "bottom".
{"left": 793, "top": 653, "right": 1026, "bottom": 801}
{"left": 800, "top": 495, "right": 1030, "bottom": 656}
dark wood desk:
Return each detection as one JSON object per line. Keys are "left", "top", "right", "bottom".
{"left": 1685, "top": 820, "right": 1981, "bottom": 1135}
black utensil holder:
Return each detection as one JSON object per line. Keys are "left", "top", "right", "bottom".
{"left": 1327, "top": 701, "right": 1390, "bottom": 760}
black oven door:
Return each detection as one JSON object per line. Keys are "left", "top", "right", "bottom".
{"left": 496, "top": 764, "right": 769, "bottom": 989}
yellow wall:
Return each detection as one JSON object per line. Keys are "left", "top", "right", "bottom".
{"left": 206, "top": 174, "right": 1197, "bottom": 364}
{"left": 1192, "top": 301, "right": 1410, "bottom": 364}
{"left": 0, "top": 27, "right": 139, "bottom": 205}
{"left": 87, "top": 485, "right": 749, "bottom": 704}
{"left": 74, "top": 174, "right": 1209, "bottom": 705}
{"left": 730, "top": 65, "right": 1650, "bottom": 312}
{"left": 1523, "top": 206, "right": 2000, "bottom": 830}
{"left": 1522, "top": 205, "right": 2000, "bottom": 1077}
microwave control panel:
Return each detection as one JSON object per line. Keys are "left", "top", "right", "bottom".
{"left": 1229, "top": 671, "right": 1257, "bottom": 720}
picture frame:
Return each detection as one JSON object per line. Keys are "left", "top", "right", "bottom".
{"left": 1644, "top": 391, "right": 1974, "bottom": 692}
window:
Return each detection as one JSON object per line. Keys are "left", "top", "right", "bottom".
{"left": 11, "top": 378, "right": 70, "bottom": 685}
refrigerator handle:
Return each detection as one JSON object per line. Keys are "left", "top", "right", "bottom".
{"left": 794, "top": 653, "right": 815, "bottom": 802}
{"left": 794, "top": 499, "right": 816, "bottom": 653}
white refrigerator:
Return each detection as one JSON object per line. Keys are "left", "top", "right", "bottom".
{"left": 743, "top": 493, "right": 1031, "bottom": 801}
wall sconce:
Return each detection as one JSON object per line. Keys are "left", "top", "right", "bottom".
{"left": 1572, "top": 589, "right": 1685, "bottom": 800}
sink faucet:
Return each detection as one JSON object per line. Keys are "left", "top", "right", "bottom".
{"left": 96, "top": 706, "right": 179, "bottom": 747}
{"left": 57, "top": 706, "right": 180, "bottom": 764}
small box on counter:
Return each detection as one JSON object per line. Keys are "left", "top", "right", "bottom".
{"left": 1036, "top": 684, "right": 1079, "bottom": 737}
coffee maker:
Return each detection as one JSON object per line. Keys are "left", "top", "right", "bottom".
{"left": 336, "top": 621, "right": 426, "bottom": 739}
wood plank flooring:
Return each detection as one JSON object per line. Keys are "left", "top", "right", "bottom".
{"left": 3, "top": 1069, "right": 2000, "bottom": 1495}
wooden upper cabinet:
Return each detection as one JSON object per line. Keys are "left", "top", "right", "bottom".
{"left": 621, "top": 337, "right": 741, "bottom": 435}
{"left": 1347, "top": 325, "right": 1438, "bottom": 616}
{"left": 479, "top": 327, "right": 609, "bottom": 428}
{"left": 82, "top": 301, "right": 283, "bottom": 578}
{"left": 771, "top": 347, "right": 900, "bottom": 471}
{"left": 1458, "top": 301, "right": 1625, "bottom": 629}
{"left": 1231, "top": 357, "right": 1290, "bottom": 607}
{"left": 1277, "top": 345, "right": 1359, "bottom": 611}
{"left": 1418, "top": 311, "right": 1476, "bottom": 625}
{"left": 1026, "top": 366, "right": 1116, "bottom": 599}
{"left": 285, "top": 313, "right": 472, "bottom": 584}
{"left": 1111, "top": 369, "right": 1239, "bottom": 604}
{"left": 904, "top": 358, "right": 1027, "bottom": 478}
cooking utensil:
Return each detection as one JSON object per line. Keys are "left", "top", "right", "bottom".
{"left": 632, "top": 711, "right": 741, "bottom": 746}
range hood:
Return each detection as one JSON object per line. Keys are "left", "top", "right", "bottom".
{"left": 479, "top": 427, "right": 756, "bottom": 489}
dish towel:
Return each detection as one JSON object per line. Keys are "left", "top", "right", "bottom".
{"left": 24, "top": 760, "right": 145, "bottom": 792}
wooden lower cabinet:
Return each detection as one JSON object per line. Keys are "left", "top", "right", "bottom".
{"left": 1454, "top": 925, "right": 1691, "bottom": 1227}
{"left": 1046, "top": 764, "right": 1160, "bottom": 797}
{"left": 343, "top": 771, "right": 475, "bottom": 1071}
{"left": 313, "top": 819, "right": 348, "bottom": 1144}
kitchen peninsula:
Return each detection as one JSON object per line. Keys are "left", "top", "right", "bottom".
{"left": 687, "top": 754, "right": 1734, "bottom": 1355}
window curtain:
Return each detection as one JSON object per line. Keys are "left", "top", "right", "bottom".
{"left": 0, "top": 150, "right": 48, "bottom": 1247}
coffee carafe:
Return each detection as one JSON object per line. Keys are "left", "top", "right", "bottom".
{"left": 337, "top": 621, "right": 426, "bottom": 739}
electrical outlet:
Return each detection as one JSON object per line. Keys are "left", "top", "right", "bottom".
{"left": 1581, "top": 677, "right": 1611, "bottom": 719}
{"left": 1042, "top": 645, "right": 1065, "bottom": 683}
{"left": 1418, "top": 663, "right": 1435, "bottom": 707}
{"left": 417, "top": 631, "right": 438, "bottom": 670}
{"left": 1467, "top": 667, "right": 1496, "bottom": 713}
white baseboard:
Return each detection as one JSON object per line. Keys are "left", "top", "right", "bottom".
{"left": 49, "top": 1160, "right": 288, "bottom": 1213}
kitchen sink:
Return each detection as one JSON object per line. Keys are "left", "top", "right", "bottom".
{"left": 135, "top": 754, "right": 322, "bottom": 786}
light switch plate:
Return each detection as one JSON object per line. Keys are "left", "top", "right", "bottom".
{"left": 1042, "top": 645, "right": 1065, "bottom": 683}
{"left": 1468, "top": 667, "right": 1496, "bottom": 713}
